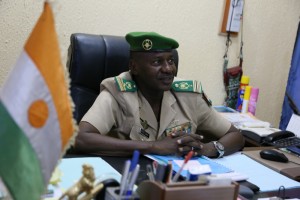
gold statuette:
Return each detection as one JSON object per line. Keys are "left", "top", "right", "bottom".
{"left": 59, "top": 164, "right": 104, "bottom": 200}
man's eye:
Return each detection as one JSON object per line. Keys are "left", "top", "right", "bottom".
{"left": 168, "top": 59, "right": 175, "bottom": 65}
{"left": 152, "top": 60, "right": 160, "bottom": 65}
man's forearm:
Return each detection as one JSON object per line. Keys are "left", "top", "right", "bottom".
{"left": 74, "top": 132, "right": 156, "bottom": 156}
{"left": 201, "top": 130, "right": 245, "bottom": 158}
{"left": 218, "top": 131, "right": 245, "bottom": 156}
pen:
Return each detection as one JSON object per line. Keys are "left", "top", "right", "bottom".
{"left": 172, "top": 150, "right": 194, "bottom": 182}
{"left": 146, "top": 164, "right": 155, "bottom": 181}
{"left": 124, "top": 150, "right": 140, "bottom": 195}
{"left": 119, "top": 160, "right": 131, "bottom": 198}
{"left": 126, "top": 164, "right": 140, "bottom": 196}
{"left": 129, "top": 150, "right": 140, "bottom": 173}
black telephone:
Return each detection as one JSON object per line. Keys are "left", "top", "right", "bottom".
{"left": 263, "top": 130, "right": 300, "bottom": 147}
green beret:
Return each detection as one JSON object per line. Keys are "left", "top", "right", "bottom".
{"left": 125, "top": 32, "right": 179, "bottom": 52}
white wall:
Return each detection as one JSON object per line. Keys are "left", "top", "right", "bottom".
{"left": 1, "top": 0, "right": 300, "bottom": 128}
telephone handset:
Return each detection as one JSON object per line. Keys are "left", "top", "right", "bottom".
{"left": 264, "top": 131, "right": 295, "bottom": 143}
{"left": 263, "top": 130, "right": 300, "bottom": 147}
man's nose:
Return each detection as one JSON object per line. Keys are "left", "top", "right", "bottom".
{"left": 161, "top": 61, "right": 173, "bottom": 73}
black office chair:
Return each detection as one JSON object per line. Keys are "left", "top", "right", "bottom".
{"left": 67, "top": 33, "right": 179, "bottom": 123}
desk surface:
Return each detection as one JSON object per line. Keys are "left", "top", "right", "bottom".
{"left": 243, "top": 149, "right": 300, "bottom": 181}
{"left": 65, "top": 150, "right": 300, "bottom": 199}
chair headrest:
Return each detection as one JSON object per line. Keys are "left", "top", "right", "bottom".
{"left": 67, "top": 33, "right": 130, "bottom": 94}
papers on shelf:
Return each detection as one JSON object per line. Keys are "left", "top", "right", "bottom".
{"left": 215, "top": 106, "right": 280, "bottom": 138}
{"left": 219, "top": 112, "right": 269, "bottom": 129}
{"left": 214, "top": 105, "right": 272, "bottom": 129}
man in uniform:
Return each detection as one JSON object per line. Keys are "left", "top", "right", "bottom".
{"left": 74, "top": 32, "right": 245, "bottom": 157}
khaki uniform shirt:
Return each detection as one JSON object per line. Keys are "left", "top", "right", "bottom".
{"left": 82, "top": 72, "right": 231, "bottom": 141}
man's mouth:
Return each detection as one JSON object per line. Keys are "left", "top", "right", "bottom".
{"left": 159, "top": 76, "right": 174, "bottom": 84}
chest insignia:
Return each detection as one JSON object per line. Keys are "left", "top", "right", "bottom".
{"left": 140, "top": 118, "right": 149, "bottom": 130}
{"left": 164, "top": 122, "right": 192, "bottom": 137}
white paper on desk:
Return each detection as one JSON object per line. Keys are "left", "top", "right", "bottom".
{"left": 214, "top": 152, "right": 300, "bottom": 192}
{"left": 287, "top": 114, "right": 300, "bottom": 137}
{"left": 173, "top": 160, "right": 202, "bottom": 170}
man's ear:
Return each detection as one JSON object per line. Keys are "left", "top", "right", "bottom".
{"left": 129, "top": 59, "right": 138, "bottom": 75}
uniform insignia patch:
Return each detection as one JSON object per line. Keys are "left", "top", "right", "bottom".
{"left": 114, "top": 77, "right": 137, "bottom": 92}
{"left": 172, "top": 80, "right": 212, "bottom": 106}
{"left": 172, "top": 80, "right": 202, "bottom": 93}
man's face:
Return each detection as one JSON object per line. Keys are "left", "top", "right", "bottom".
{"left": 130, "top": 51, "right": 177, "bottom": 92}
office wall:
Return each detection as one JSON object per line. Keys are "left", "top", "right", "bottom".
{"left": 1, "top": 0, "right": 300, "bottom": 128}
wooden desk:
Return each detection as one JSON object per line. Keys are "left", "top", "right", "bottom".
{"left": 243, "top": 148, "right": 300, "bottom": 182}
{"left": 242, "top": 147, "right": 300, "bottom": 199}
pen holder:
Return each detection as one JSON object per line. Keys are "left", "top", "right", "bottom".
{"left": 105, "top": 186, "right": 140, "bottom": 200}
{"left": 136, "top": 181, "right": 239, "bottom": 200}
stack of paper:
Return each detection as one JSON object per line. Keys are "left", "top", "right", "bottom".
{"left": 146, "top": 155, "right": 233, "bottom": 178}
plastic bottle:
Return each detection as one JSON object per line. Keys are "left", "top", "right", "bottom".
{"left": 236, "top": 75, "right": 250, "bottom": 112}
{"left": 241, "top": 86, "right": 252, "bottom": 113}
{"left": 248, "top": 87, "right": 259, "bottom": 115}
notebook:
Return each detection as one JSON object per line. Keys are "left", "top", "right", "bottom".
{"left": 145, "top": 154, "right": 233, "bottom": 178}
{"left": 286, "top": 146, "right": 300, "bottom": 156}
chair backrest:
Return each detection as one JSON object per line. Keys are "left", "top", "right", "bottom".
{"left": 67, "top": 33, "right": 179, "bottom": 123}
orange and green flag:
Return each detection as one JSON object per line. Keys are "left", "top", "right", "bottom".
{"left": 0, "top": 2, "right": 76, "bottom": 200}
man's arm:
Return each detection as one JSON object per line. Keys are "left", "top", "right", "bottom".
{"left": 74, "top": 121, "right": 190, "bottom": 156}
{"left": 174, "top": 125, "right": 245, "bottom": 158}
{"left": 200, "top": 125, "right": 245, "bottom": 157}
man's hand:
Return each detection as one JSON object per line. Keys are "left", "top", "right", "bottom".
{"left": 150, "top": 136, "right": 183, "bottom": 155}
{"left": 171, "top": 131, "right": 204, "bottom": 156}
{"left": 149, "top": 131, "right": 201, "bottom": 156}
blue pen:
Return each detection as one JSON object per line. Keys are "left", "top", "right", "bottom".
{"left": 123, "top": 150, "right": 140, "bottom": 195}
{"left": 129, "top": 150, "right": 140, "bottom": 172}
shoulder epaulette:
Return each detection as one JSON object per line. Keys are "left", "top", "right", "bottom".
{"left": 172, "top": 80, "right": 203, "bottom": 93}
{"left": 172, "top": 80, "right": 212, "bottom": 106}
{"left": 114, "top": 77, "right": 137, "bottom": 92}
